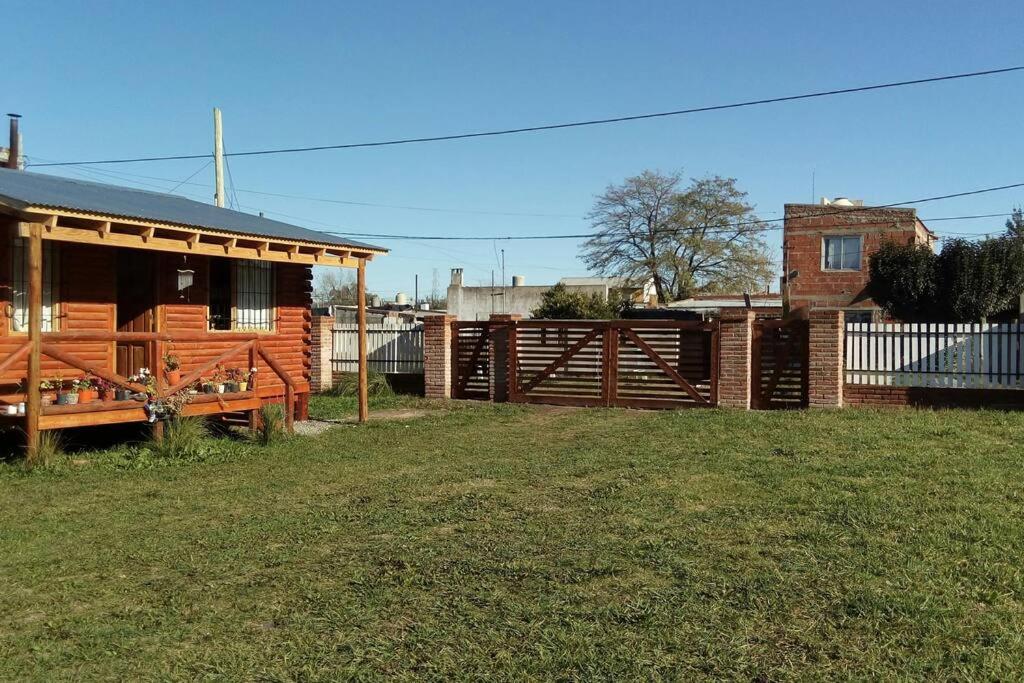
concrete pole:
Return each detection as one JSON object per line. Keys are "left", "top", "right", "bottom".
{"left": 213, "top": 108, "right": 225, "bottom": 207}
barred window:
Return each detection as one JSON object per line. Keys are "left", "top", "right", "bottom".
{"left": 208, "top": 257, "right": 274, "bottom": 331}
{"left": 10, "top": 237, "right": 59, "bottom": 333}
{"left": 235, "top": 259, "right": 274, "bottom": 330}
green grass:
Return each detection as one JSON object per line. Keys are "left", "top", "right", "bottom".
{"left": 2, "top": 404, "right": 1024, "bottom": 680}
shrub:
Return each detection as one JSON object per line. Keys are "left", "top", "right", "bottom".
{"left": 257, "top": 403, "right": 286, "bottom": 446}
{"left": 327, "top": 370, "right": 394, "bottom": 398}
{"left": 150, "top": 417, "right": 211, "bottom": 460}
{"left": 531, "top": 282, "right": 622, "bottom": 319}
{"left": 27, "top": 431, "right": 65, "bottom": 468}
{"left": 868, "top": 241, "right": 938, "bottom": 321}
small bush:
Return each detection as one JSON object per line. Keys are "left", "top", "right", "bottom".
{"left": 326, "top": 370, "right": 394, "bottom": 398}
{"left": 150, "top": 417, "right": 211, "bottom": 460}
{"left": 27, "top": 431, "right": 65, "bottom": 468}
{"left": 257, "top": 403, "right": 286, "bottom": 446}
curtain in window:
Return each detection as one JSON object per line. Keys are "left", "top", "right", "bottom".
{"left": 10, "top": 237, "right": 58, "bottom": 332}
{"left": 235, "top": 259, "right": 273, "bottom": 330}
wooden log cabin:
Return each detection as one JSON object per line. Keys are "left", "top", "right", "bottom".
{"left": 0, "top": 167, "right": 386, "bottom": 454}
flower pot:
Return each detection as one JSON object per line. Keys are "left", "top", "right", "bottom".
{"left": 216, "top": 384, "right": 226, "bottom": 394}
{"left": 58, "top": 392, "right": 79, "bottom": 406}
{"left": 238, "top": 382, "right": 248, "bottom": 392}
{"left": 203, "top": 385, "right": 215, "bottom": 394}
{"left": 225, "top": 382, "right": 239, "bottom": 394}
{"left": 166, "top": 370, "right": 182, "bottom": 386}
{"left": 41, "top": 391, "right": 56, "bottom": 406}
{"left": 114, "top": 389, "right": 131, "bottom": 401}
{"left": 78, "top": 389, "right": 97, "bottom": 404}
{"left": 101, "top": 390, "right": 115, "bottom": 402}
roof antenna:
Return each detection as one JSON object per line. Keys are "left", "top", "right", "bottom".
{"left": 6, "top": 114, "right": 21, "bottom": 170}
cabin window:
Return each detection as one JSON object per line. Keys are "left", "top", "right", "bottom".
{"left": 208, "top": 258, "right": 274, "bottom": 332}
{"left": 235, "top": 259, "right": 274, "bottom": 330}
{"left": 10, "top": 237, "right": 59, "bottom": 333}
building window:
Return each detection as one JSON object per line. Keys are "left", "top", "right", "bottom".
{"left": 10, "top": 237, "right": 59, "bottom": 333}
{"left": 822, "top": 235, "right": 862, "bottom": 271}
{"left": 235, "top": 259, "right": 274, "bottom": 330}
{"left": 208, "top": 258, "right": 275, "bottom": 332}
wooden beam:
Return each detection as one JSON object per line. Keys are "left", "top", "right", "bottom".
{"left": 186, "top": 232, "right": 200, "bottom": 249}
{"left": 357, "top": 258, "right": 368, "bottom": 423}
{"left": 141, "top": 226, "right": 155, "bottom": 243}
{"left": 224, "top": 237, "right": 237, "bottom": 254}
{"left": 287, "top": 244, "right": 300, "bottom": 260}
{"left": 38, "top": 225, "right": 360, "bottom": 268}
{"left": 40, "top": 343, "right": 150, "bottom": 394}
{"left": 162, "top": 339, "right": 255, "bottom": 396}
{"left": 257, "top": 346, "right": 295, "bottom": 433}
{"left": 97, "top": 221, "right": 111, "bottom": 238}
{"left": 25, "top": 223, "right": 42, "bottom": 459}
{"left": 0, "top": 342, "right": 31, "bottom": 376}
{"left": 24, "top": 208, "right": 388, "bottom": 257}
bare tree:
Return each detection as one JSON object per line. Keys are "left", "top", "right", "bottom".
{"left": 313, "top": 269, "right": 357, "bottom": 307}
{"left": 581, "top": 171, "right": 774, "bottom": 301}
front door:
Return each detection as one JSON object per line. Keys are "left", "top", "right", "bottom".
{"left": 116, "top": 251, "right": 156, "bottom": 378}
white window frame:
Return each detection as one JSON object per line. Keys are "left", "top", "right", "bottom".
{"left": 10, "top": 236, "right": 60, "bottom": 333}
{"left": 821, "top": 235, "right": 862, "bottom": 271}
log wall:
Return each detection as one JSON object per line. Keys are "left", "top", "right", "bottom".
{"left": 0, "top": 238, "right": 312, "bottom": 395}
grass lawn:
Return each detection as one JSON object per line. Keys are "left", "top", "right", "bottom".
{"left": 2, "top": 400, "right": 1024, "bottom": 680}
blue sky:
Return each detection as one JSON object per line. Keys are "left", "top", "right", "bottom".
{"left": 9, "top": 0, "right": 1024, "bottom": 299}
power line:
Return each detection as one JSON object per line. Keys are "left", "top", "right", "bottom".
{"left": 26, "top": 65, "right": 1024, "bottom": 168}
{"left": 318, "top": 182, "right": 1024, "bottom": 241}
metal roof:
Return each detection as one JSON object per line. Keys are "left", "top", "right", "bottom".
{"left": 0, "top": 168, "right": 386, "bottom": 253}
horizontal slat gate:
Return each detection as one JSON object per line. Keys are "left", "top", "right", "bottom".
{"left": 752, "top": 319, "right": 808, "bottom": 409}
{"left": 503, "top": 320, "right": 717, "bottom": 409}
{"left": 452, "top": 322, "right": 491, "bottom": 400}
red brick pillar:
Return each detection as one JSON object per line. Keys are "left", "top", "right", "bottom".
{"left": 309, "top": 314, "right": 335, "bottom": 393}
{"left": 489, "top": 314, "right": 521, "bottom": 402}
{"left": 718, "top": 309, "right": 754, "bottom": 409}
{"left": 808, "top": 309, "right": 844, "bottom": 408}
{"left": 424, "top": 314, "right": 456, "bottom": 398}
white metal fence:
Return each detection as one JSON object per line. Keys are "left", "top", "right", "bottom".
{"left": 332, "top": 323, "right": 424, "bottom": 374}
{"left": 845, "top": 322, "right": 1024, "bottom": 389}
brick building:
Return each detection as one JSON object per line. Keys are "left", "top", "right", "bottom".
{"left": 782, "top": 198, "right": 935, "bottom": 320}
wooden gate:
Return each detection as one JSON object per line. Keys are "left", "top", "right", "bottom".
{"left": 507, "top": 320, "right": 718, "bottom": 409}
{"left": 451, "top": 322, "right": 491, "bottom": 399}
{"left": 752, "top": 319, "right": 808, "bottom": 409}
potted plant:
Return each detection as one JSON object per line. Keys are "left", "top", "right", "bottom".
{"left": 76, "top": 375, "right": 97, "bottom": 404}
{"left": 224, "top": 368, "right": 241, "bottom": 394}
{"left": 39, "top": 379, "right": 57, "bottom": 406}
{"left": 163, "top": 353, "right": 182, "bottom": 386}
{"left": 57, "top": 378, "right": 78, "bottom": 406}
{"left": 95, "top": 378, "right": 115, "bottom": 402}
{"left": 238, "top": 368, "right": 254, "bottom": 392}
{"left": 211, "top": 367, "right": 227, "bottom": 394}
{"left": 114, "top": 386, "right": 132, "bottom": 401}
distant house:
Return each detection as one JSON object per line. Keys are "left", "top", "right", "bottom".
{"left": 782, "top": 197, "right": 936, "bottom": 321}
{"left": 446, "top": 269, "right": 655, "bottom": 320}
{"left": 665, "top": 293, "right": 783, "bottom": 319}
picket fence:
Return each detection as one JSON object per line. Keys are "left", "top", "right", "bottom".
{"left": 845, "top": 322, "right": 1024, "bottom": 389}
{"left": 332, "top": 322, "right": 424, "bottom": 374}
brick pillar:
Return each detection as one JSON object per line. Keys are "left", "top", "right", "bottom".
{"left": 717, "top": 309, "right": 754, "bottom": 409}
{"left": 309, "top": 314, "right": 335, "bottom": 393}
{"left": 808, "top": 309, "right": 844, "bottom": 408}
{"left": 489, "top": 314, "right": 521, "bottom": 402}
{"left": 424, "top": 314, "right": 455, "bottom": 398}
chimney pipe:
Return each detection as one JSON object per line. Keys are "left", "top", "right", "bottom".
{"left": 6, "top": 114, "right": 20, "bottom": 170}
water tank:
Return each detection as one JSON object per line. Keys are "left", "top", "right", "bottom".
{"left": 370, "top": 294, "right": 382, "bottom": 308}
{"left": 420, "top": 302, "right": 430, "bottom": 311}
{"left": 512, "top": 275, "right": 525, "bottom": 287}
{"left": 395, "top": 292, "right": 408, "bottom": 305}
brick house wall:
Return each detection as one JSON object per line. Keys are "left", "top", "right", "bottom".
{"left": 782, "top": 204, "right": 935, "bottom": 316}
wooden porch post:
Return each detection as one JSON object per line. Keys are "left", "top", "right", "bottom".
{"left": 25, "top": 223, "right": 42, "bottom": 458}
{"left": 357, "top": 258, "right": 368, "bottom": 423}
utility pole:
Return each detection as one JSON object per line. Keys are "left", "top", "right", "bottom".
{"left": 213, "top": 108, "right": 225, "bottom": 207}
{"left": 414, "top": 273, "right": 419, "bottom": 310}
{"left": 501, "top": 249, "right": 506, "bottom": 314}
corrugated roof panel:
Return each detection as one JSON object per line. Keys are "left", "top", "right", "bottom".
{"left": 0, "top": 168, "right": 386, "bottom": 253}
